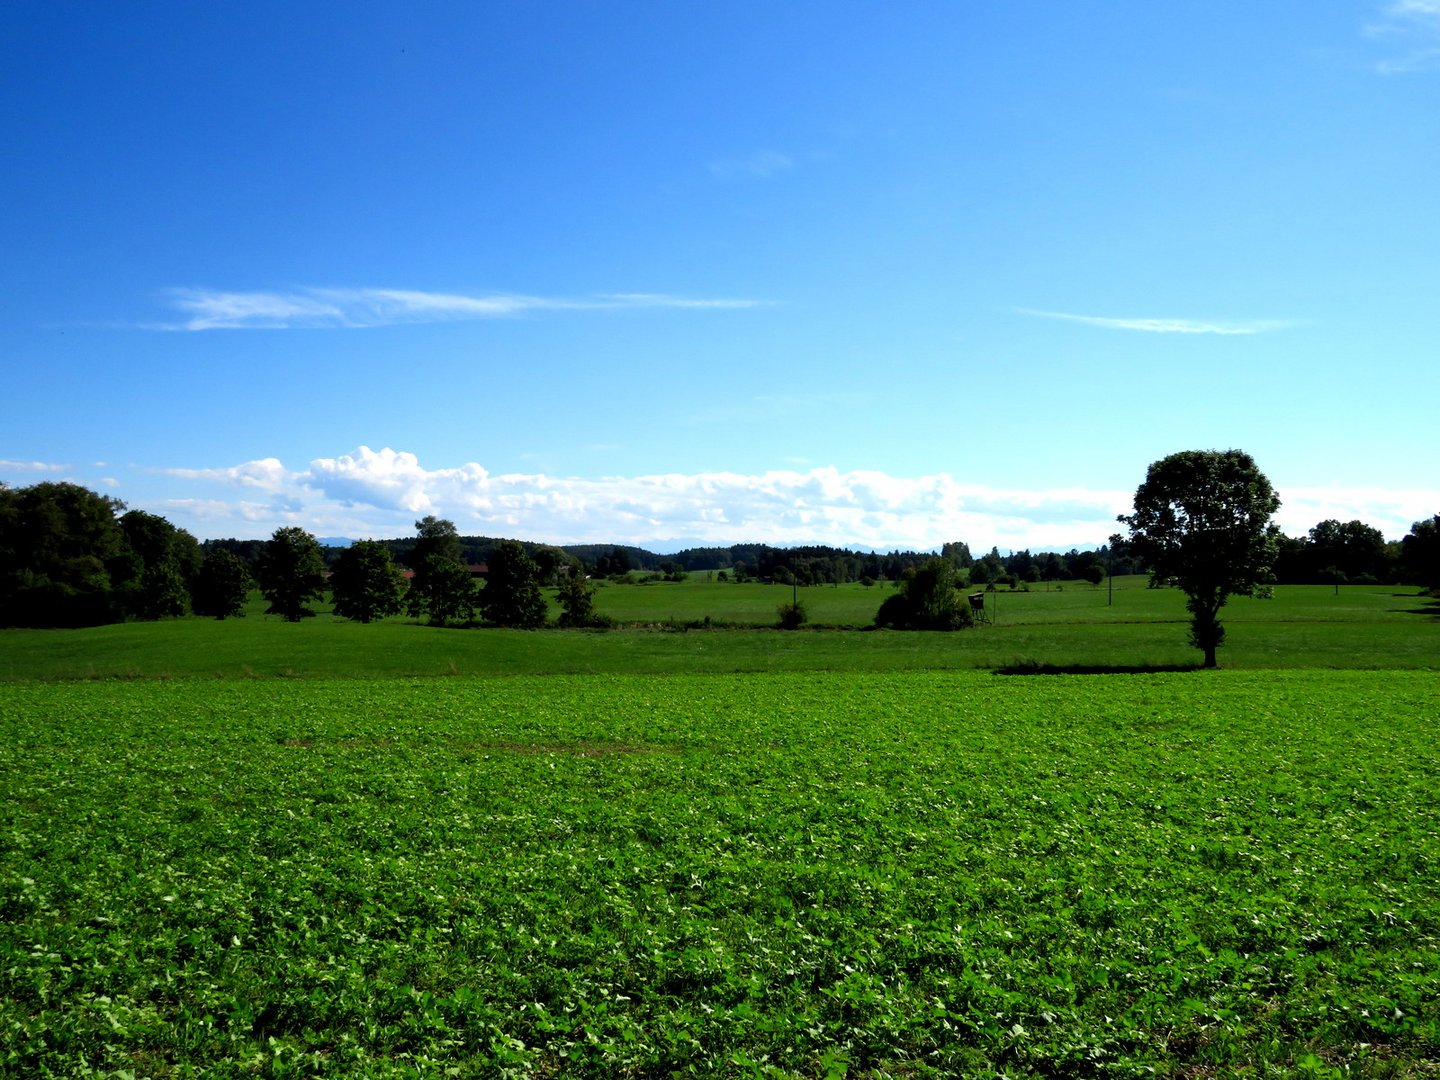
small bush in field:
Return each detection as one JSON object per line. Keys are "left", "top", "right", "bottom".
{"left": 776, "top": 600, "right": 807, "bottom": 629}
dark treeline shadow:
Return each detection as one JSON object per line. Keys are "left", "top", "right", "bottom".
{"left": 993, "top": 661, "right": 1204, "bottom": 676}
{"left": 1400, "top": 596, "right": 1440, "bottom": 619}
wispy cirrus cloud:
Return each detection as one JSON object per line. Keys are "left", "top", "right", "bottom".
{"left": 151, "top": 287, "right": 769, "bottom": 331}
{"left": 1366, "top": 0, "right": 1440, "bottom": 72}
{"left": 706, "top": 149, "right": 795, "bottom": 180}
{"left": 1016, "top": 308, "right": 1290, "bottom": 335}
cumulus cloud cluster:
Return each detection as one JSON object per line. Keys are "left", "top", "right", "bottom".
{"left": 162, "top": 458, "right": 292, "bottom": 489}
{"left": 1277, "top": 487, "right": 1440, "bottom": 539}
{"left": 5, "top": 445, "right": 1423, "bottom": 547}
{"left": 153, "top": 446, "right": 1136, "bottom": 550}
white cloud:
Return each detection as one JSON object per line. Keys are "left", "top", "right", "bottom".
{"left": 152, "top": 287, "right": 768, "bottom": 330}
{"left": 147, "top": 446, "right": 1440, "bottom": 548}
{"left": 706, "top": 150, "right": 795, "bottom": 180}
{"left": 1017, "top": 308, "right": 1289, "bottom": 335}
{"left": 138, "top": 446, "right": 1440, "bottom": 547}
{"left": 308, "top": 447, "right": 490, "bottom": 514}
{"left": 156, "top": 458, "right": 292, "bottom": 491}
{"left": 1366, "top": 1, "right": 1440, "bottom": 72}
{"left": 161, "top": 289, "right": 349, "bottom": 330}
{"left": 0, "top": 459, "right": 70, "bottom": 473}
{"left": 1276, "top": 487, "right": 1440, "bottom": 541}
{"left": 155, "top": 445, "right": 1141, "bottom": 549}
{"left": 596, "top": 293, "right": 764, "bottom": 310}
{"left": 154, "top": 497, "right": 316, "bottom": 528}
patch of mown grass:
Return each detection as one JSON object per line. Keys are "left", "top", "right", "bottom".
{"left": 2, "top": 671, "right": 1438, "bottom": 1076}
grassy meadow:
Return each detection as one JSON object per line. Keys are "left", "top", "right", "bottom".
{"left": 2, "top": 579, "right": 1438, "bottom": 1075}
{"left": 1, "top": 578, "right": 1436, "bottom": 681}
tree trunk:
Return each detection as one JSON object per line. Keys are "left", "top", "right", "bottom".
{"left": 1188, "top": 598, "right": 1226, "bottom": 669}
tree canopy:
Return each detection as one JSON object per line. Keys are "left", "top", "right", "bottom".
{"left": 0, "top": 481, "right": 131, "bottom": 626}
{"left": 481, "top": 540, "right": 547, "bottom": 628}
{"left": 257, "top": 527, "right": 326, "bottom": 622}
{"left": 1118, "top": 449, "right": 1280, "bottom": 668}
{"left": 555, "top": 573, "right": 609, "bottom": 629}
{"left": 410, "top": 515, "right": 463, "bottom": 568}
{"left": 1401, "top": 514, "right": 1440, "bottom": 594}
{"left": 404, "top": 517, "right": 476, "bottom": 626}
{"left": 329, "top": 540, "right": 406, "bottom": 623}
{"left": 117, "top": 509, "right": 201, "bottom": 620}
{"left": 192, "top": 549, "right": 252, "bottom": 619}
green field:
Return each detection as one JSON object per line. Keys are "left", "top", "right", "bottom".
{"left": 1, "top": 580, "right": 1436, "bottom": 681}
{"left": 2, "top": 584, "right": 1438, "bottom": 1075}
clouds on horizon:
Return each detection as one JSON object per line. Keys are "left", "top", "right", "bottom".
{"left": 141, "top": 446, "right": 1438, "bottom": 550}
{"left": 152, "top": 287, "right": 769, "bottom": 331}
{"left": 1016, "top": 308, "right": 1290, "bottom": 335}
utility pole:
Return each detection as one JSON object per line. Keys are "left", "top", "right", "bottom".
{"left": 1108, "top": 532, "right": 1122, "bottom": 607}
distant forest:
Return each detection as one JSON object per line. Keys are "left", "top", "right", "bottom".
{"left": 207, "top": 520, "right": 1418, "bottom": 593}
{"left": 3, "top": 479, "right": 1437, "bottom": 628}
{"left": 201, "top": 535, "right": 1141, "bottom": 589}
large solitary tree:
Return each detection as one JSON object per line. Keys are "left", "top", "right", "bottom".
{"left": 1119, "top": 449, "right": 1280, "bottom": 668}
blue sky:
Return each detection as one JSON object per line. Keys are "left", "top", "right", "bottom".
{"left": 4, "top": 2, "right": 1437, "bottom": 551}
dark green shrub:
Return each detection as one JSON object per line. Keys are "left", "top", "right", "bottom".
{"left": 873, "top": 559, "right": 974, "bottom": 630}
{"left": 556, "top": 575, "right": 612, "bottom": 629}
{"left": 777, "top": 601, "right": 807, "bottom": 630}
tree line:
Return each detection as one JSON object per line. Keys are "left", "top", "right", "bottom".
{"left": 3, "top": 476, "right": 1437, "bottom": 632}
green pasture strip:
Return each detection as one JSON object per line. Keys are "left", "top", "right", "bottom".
{"left": 589, "top": 578, "right": 901, "bottom": 626}
{"left": 2, "top": 671, "right": 1437, "bottom": 1077}
{"left": 2, "top": 582, "right": 1436, "bottom": 681}
{"left": 0, "top": 620, "right": 1190, "bottom": 681}
{"left": 3, "top": 619, "right": 1435, "bottom": 681}
{"left": 589, "top": 576, "right": 1149, "bottom": 627}
{"left": 587, "top": 578, "right": 1430, "bottom": 629}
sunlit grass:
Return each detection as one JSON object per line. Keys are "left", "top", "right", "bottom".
{"left": 3, "top": 671, "right": 1437, "bottom": 1075}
